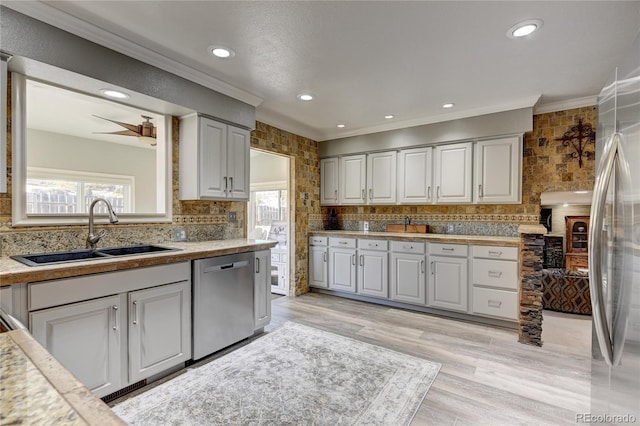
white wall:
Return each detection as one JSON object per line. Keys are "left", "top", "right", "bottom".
{"left": 27, "top": 128, "right": 157, "bottom": 212}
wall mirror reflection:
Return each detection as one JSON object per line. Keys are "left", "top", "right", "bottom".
{"left": 12, "top": 73, "right": 176, "bottom": 226}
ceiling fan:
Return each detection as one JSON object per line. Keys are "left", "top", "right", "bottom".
{"left": 93, "top": 114, "right": 157, "bottom": 145}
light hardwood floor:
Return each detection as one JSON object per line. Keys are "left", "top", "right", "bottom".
{"left": 267, "top": 292, "right": 592, "bottom": 426}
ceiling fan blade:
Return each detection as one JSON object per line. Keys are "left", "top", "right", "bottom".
{"left": 93, "top": 130, "right": 140, "bottom": 137}
{"left": 93, "top": 115, "right": 141, "bottom": 135}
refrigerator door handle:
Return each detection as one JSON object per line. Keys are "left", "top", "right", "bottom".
{"left": 589, "top": 132, "right": 633, "bottom": 367}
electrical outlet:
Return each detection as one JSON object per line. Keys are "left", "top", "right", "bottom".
{"left": 228, "top": 211, "right": 237, "bottom": 223}
{"left": 173, "top": 227, "right": 187, "bottom": 241}
{"left": 363, "top": 221, "right": 369, "bottom": 231}
{"left": 447, "top": 224, "right": 455, "bottom": 233}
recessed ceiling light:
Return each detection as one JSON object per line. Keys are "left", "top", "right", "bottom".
{"left": 297, "top": 93, "right": 314, "bottom": 101}
{"left": 384, "top": 114, "right": 395, "bottom": 119}
{"left": 100, "top": 89, "right": 130, "bottom": 99}
{"left": 507, "top": 18, "right": 544, "bottom": 39}
{"left": 442, "top": 103, "right": 455, "bottom": 109}
{"left": 209, "top": 45, "right": 236, "bottom": 58}
{"left": 337, "top": 124, "right": 345, "bottom": 128}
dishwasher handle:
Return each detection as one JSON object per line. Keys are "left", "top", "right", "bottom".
{"left": 203, "top": 260, "right": 250, "bottom": 273}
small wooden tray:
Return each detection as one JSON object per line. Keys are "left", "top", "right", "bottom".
{"left": 385, "top": 224, "right": 429, "bottom": 233}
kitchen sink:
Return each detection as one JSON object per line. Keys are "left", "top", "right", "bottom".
{"left": 97, "top": 245, "right": 178, "bottom": 256}
{"left": 11, "top": 245, "right": 179, "bottom": 267}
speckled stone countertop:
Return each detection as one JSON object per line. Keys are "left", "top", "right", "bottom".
{"left": 309, "top": 230, "right": 520, "bottom": 247}
{"left": 0, "top": 329, "right": 126, "bottom": 425}
{"left": 0, "top": 239, "right": 278, "bottom": 286}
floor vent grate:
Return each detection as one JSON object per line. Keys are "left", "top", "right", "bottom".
{"left": 101, "top": 380, "right": 147, "bottom": 403}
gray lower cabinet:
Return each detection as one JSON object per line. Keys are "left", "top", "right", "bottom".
{"left": 128, "top": 281, "right": 191, "bottom": 383}
{"left": 357, "top": 239, "right": 389, "bottom": 298}
{"left": 428, "top": 243, "right": 469, "bottom": 312}
{"left": 309, "top": 237, "right": 329, "bottom": 289}
{"left": 30, "top": 294, "right": 125, "bottom": 397}
{"left": 328, "top": 238, "right": 357, "bottom": 293}
{"left": 390, "top": 241, "right": 426, "bottom": 305}
{"left": 254, "top": 250, "right": 271, "bottom": 330}
{"left": 28, "top": 262, "right": 191, "bottom": 398}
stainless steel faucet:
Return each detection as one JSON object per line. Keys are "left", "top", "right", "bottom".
{"left": 86, "top": 198, "right": 119, "bottom": 249}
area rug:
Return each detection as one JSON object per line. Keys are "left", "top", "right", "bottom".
{"left": 112, "top": 321, "right": 441, "bottom": 425}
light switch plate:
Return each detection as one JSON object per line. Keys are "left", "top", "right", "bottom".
{"left": 173, "top": 227, "right": 187, "bottom": 241}
{"left": 363, "top": 221, "right": 369, "bottom": 231}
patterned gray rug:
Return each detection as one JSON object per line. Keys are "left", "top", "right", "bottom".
{"left": 112, "top": 321, "right": 441, "bottom": 425}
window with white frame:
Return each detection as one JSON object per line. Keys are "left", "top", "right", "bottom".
{"left": 26, "top": 167, "right": 134, "bottom": 214}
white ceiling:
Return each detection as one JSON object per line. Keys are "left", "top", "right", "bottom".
{"left": 6, "top": 1, "right": 640, "bottom": 141}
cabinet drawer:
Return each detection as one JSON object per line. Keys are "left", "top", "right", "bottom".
{"left": 390, "top": 241, "right": 425, "bottom": 254}
{"left": 357, "top": 239, "right": 388, "bottom": 251}
{"left": 472, "top": 259, "right": 518, "bottom": 290}
{"left": 309, "top": 236, "right": 328, "bottom": 246}
{"left": 29, "top": 262, "right": 191, "bottom": 311}
{"left": 329, "top": 237, "right": 356, "bottom": 248}
{"left": 472, "top": 245, "right": 518, "bottom": 261}
{"left": 429, "top": 243, "right": 468, "bottom": 257}
{"left": 472, "top": 287, "right": 517, "bottom": 320}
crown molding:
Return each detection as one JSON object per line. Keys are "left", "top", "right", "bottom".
{"left": 2, "top": 1, "right": 264, "bottom": 107}
{"left": 533, "top": 95, "right": 597, "bottom": 115}
{"left": 255, "top": 107, "right": 322, "bottom": 142}
{"left": 320, "top": 95, "right": 541, "bottom": 141}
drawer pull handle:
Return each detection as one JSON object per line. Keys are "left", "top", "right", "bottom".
{"left": 403, "top": 245, "right": 414, "bottom": 250}
{"left": 112, "top": 305, "right": 118, "bottom": 331}
{"left": 442, "top": 247, "right": 455, "bottom": 252}
{"left": 488, "top": 300, "right": 502, "bottom": 308}
{"left": 339, "top": 241, "right": 348, "bottom": 245}
{"left": 323, "top": 252, "right": 327, "bottom": 262}
{"left": 369, "top": 243, "right": 378, "bottom": 247}
{"left": 488, "top": 250, "right": 502, "bottom": 257}
{"left": 132, "top": 301, "right": 138, "bottom": 325}
{"left": 488, "top": 271, "right": 503, "bottom": 278}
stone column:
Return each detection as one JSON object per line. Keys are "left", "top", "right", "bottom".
{"left": 518, "top": 225, "right": 547, "bottom": 346}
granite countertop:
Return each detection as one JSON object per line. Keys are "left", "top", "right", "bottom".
{"left": 0, "top": 329, "right": 126, "bottom": 425}
{"left": 0, "top": 239, "right": 278, "bottom": 286}
{"left": 309, "top": 230, "right": 521, "bottom": 247}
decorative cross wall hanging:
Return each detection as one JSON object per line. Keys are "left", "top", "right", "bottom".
{"left": 555, "top": 118, "right": 596, "bottom": 168}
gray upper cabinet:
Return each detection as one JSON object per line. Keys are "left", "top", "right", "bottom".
{"left": 398, "top": 147, "right": 433, "bottom": 204}
{"left": 179, "top": 114, "right": 250, "bottom": 200}
{"left": 339, "top": 155, "right": 367, "bottom": 205}
{"left": 474, "top": 136, "right": 522, "bottom": 204}
{"left": 366, "top": 151, "right": 397, "bottom": 204}
{"left": 320, "top": 158, "right": 340, "bottom": 205}
{"left": 434, "top": 142, "right": 473, "bottom": 204}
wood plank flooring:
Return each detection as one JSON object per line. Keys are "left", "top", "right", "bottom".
{"left": 267, "top": 292, "right": 591, "bottom": 426}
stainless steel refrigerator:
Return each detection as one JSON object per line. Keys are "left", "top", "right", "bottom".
{"left": 589, "top": 32, "right": 640, "bottom": 423}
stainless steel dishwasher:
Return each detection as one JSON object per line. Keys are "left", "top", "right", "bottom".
{"left": 192, "top": 252, "right": 254, "bottom": 360}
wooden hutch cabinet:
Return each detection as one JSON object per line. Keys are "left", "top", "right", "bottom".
{"left": 565, "top": 216, "right": 590, "bottom": 271}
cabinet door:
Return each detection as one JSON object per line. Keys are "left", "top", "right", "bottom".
{"left": 367, "top": 151, "right": 397, "bottom": 204}
{"left": 390, "top": 253, "right": 426, "bottom": 304}
{"left": 434, "top": 142, "right": 473, "bottom": 203}
{"left": 320, "top": 158, "right": 340, "bottom": 205}
{"left": 398, "top": 147, "right": 433, "bottom": 203}
{"left": 198, "top": 117, "right": 227, "bottom": 198}
{"left": 474, "top": 137, "right": 521, "bottom": 203}
{"left": 340, "top": 155, "right": 366, "bottom": 205}
{"left": 309, "top": 245, "right": 329, "bottom": 288}
{"left": 328, "top": 247, "right": 357, "bottom": 292}
{"left": 358, "top": 249, "right": 389, "bottom": 298}
{"left": 129, "top": 281, "right": 191, "bottom": 383}
{"left": 30, "top": 294, "right": 125, "bottom": 398}
{"left": 428, "top": 255, "right": 468, "bottom": 312}
{"left": 254, "top": 250, "right": 271, "bottom": 329}
{"left": 227, "top": 125, "right": 250, "bottom": 200}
